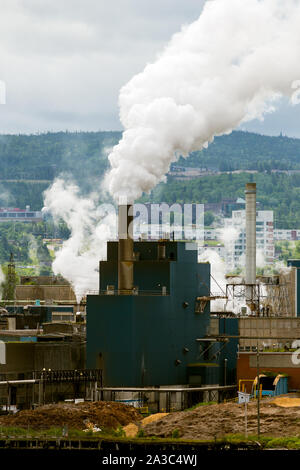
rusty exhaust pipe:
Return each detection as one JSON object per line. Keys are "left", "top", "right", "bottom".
{"left": 118, "top": 204, "right": 134, "bottom": 293}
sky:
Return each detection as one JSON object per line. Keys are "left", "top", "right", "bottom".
{"left": 0, "top": 0, "right": 300, "bottom": 137}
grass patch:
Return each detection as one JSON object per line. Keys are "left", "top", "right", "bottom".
{"left": 0, "top": 425, "right": 123, "bottom": 440}
{"left": 171, "top": 429, "right": 181, "bottom": 438}
{"left": 214, "top": 434, "right": 300, "bottom": 449}
{"left": 184, "top": 401, "right": 217, "bottom": 412}
{"left": 263, "top": 436, "right": 300, "bottom": 449}
{"left": 1, "top": 426, "right": 300, "bottom": 449}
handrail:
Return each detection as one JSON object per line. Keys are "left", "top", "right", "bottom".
{"left": 86, "top": 289, "right": 170, "bottom": 296}
{"left": 96, "top": 385, "right": 236, "bottom": 393}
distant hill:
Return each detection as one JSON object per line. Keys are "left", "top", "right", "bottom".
{"left": 175, "top": 131, "right": 300, "bottom": 171}
{"left": 142, "top": 172, "right": 300, "bottom": 229}
{"left": 2, "top": 130, "right": 300, "bottom": 181}
{"left": 0, "top": 131, "right": 121, "bottom": 208}
{"left": 1, "top": 130, "right": 300, "bottom": 222}
{"left": 0, "top": 131, "right": 121, "bottom": 181}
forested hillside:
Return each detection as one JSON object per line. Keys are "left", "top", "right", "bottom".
{"left": 0, "top": 131, "right": 120, "bottom": 208}
{"left": 1, "top": 130, "right": 300, "bottom": 228}
{"left": 141, "top": 172, "right": 300, "bottom": 229}
{"left": 1, "top": 130, "right": 300, "bottom": 183}
{"left": 175, "top": 131, "right": 300, "bottom": 171}
{"left": 0, "top": 131, "right": 119, "bottom": 180}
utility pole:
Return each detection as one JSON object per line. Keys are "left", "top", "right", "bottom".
{"left": 256, "top": 340, "right": 260, "bottom": 438}
{"left": 224, "top": 358, "right": 228, "bottom": 386}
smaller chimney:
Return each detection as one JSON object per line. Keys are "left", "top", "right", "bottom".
{"left": 118, "top": 204, "right": 134, "bottom": 293}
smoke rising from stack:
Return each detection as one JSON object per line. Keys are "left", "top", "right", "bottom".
{"left": 43, "top": 179, "right": 116, "bottom": 302}
{"left": 45, "top": 0, "right": 300, "bottom": 299}
{"left": 104, "top": 0, "right": 300, "bottom": 201}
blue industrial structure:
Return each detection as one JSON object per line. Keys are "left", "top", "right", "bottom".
{"left": 86, "top": 238, "right": 238, "bottom": 388}
{"left": 3, "top": 305, "right": 74, "bottom": 328}
{"left": 252, "top": 375, "right": 288, "bottom": 397}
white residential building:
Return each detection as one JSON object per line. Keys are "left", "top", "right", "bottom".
{"left": 273, "top": 229, "right": 300, "bottom": 241}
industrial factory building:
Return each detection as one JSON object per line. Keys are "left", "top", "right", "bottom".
{"left": 0, "top": 320, "right": 88, "bottom": 409}
{"left": 86, "top": 204, "right": 238, "bottom": 410}
{"left": 1, "top": 183, "right": 300, "bottom": 413}
{"left": 0, "top": 274, "right": 89, "bottom": 409}
{"left": 85, "top": 189, "right": 300, "bottom": 407}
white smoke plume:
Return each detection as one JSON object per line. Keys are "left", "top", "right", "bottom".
{"left": 232, "top": 248, "right": 269, "bottom": 275}
{"left": 43, "top": 179, "right": 117, "bottom": 301}
{"left": 46, "top": 0, "right": 300, "bottom": 298}
{"left": 219, "top": 226, "right": 240, "bottom": 272}
{"left": 198, "top": 249, "right": 227, "bottom": 311}
{"left": 256, "top": 249, "right": 267, "bottom": 270}
{"left": 198, "top": 249, "right": 245, "bottom": 313}
{"left": 219, "top": 227, "right": 239, "bottom": 247}
{"left": 104, "top": 0, "right": 300, "bottom": 201}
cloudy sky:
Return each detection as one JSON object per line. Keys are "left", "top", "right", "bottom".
{"left": 0, "top": 0, "right": 299, "bottom": 137}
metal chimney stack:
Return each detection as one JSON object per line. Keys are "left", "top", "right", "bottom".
{"left": 118, "top": 204, "right": 134, "bottom": 293}
{"left": 245, "top": 183, "right": 256, "bottom": 299}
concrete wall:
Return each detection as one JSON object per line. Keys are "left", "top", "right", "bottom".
{"left": 239, "top": 317, "right": 300, "bottom": 349}
{"left": 0, "top": 342, "right": 35, "bottom": 375}
{"left": 20, "top": 276, "right": 68, "bottom": 286}
{"left": 0, "top": 340, "right": 85, "bottom": 376}
{"left": 34, "top": 342, "right": 86, "bottom": 370}
{"left": 15, "top": 285, "right": 76, "bottom": 302}
{"left": 0, "top": 341, "right": 86, "bottom": 408}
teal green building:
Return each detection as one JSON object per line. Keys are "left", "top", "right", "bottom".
{"left": 86, "top": 240, "right": 237, "bottom": 387}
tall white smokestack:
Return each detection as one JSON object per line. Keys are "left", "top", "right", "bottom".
{"left": 245, "top": 183, "right": 256, "bottom": 298}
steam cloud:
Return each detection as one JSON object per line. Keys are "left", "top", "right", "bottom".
{"left": 104, "top": 0, "right": 300, "bottom": 201}
{"left": 46, "top": 0, "right": 300, "bottom": 298}
{"left": 43, "top": 179, "right": 116, "bottom": 302}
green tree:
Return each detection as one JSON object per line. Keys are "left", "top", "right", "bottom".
{"left": 204, "top": 211, "right": 215, "bottom": 227}
{"left": 1, "top": 259, "right": 19, "bottom": 300}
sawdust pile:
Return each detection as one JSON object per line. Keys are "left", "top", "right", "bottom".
{"left": 142, "top": 413, "right": 168, "bottom": 426}
{"left": 141, "top": 399, "right": 300, "bottom": 440}
{"left": 123, "top": 413, "right": 169, "bottom": 437}
{"left": 123, "top": 423, "right": 139, "bottom": 438}
{"left": 272, "top": 397, "right": 300, "bottom": 408}
{"left": 0, "top": 401, "right": 142, "bottom": 431}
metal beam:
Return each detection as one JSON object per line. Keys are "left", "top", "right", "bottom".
{"left": 96, "top": 385, "right": 236, "bottom": 393}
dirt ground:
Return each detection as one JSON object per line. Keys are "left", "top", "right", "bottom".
{"left": 0, "top": 401, "right": 142, "bottom": 431}
{"left": 1, "top": 396, "right": 300, "bottom": 439}
{"left": 141, "top": 397, "right": 300, "bottom": 440}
